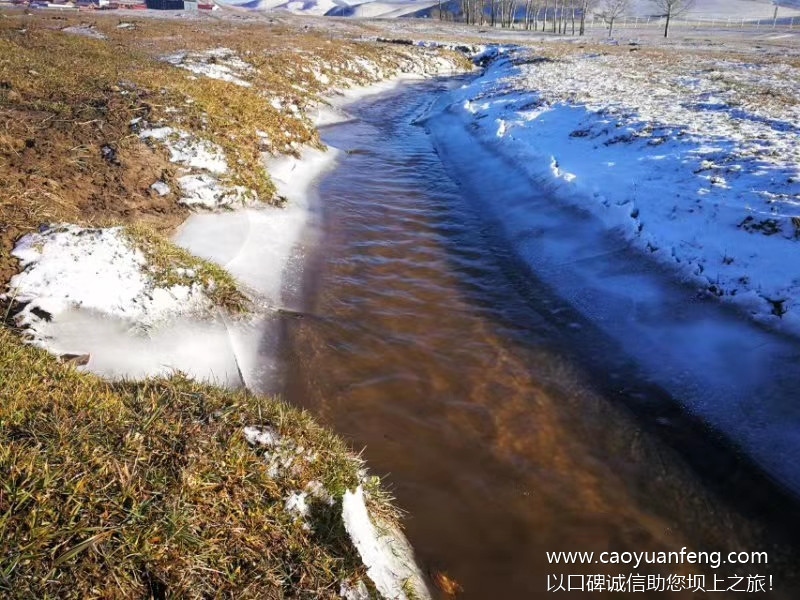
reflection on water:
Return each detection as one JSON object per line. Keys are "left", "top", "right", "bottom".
{"left": 276, "top": 78, "right": 800, "bottom": 598}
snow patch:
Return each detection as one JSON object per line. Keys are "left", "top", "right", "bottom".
{"left": 139, "top": 126, "right": 256, "bottom": 209}
{"left": 284, "top": 492, "right": 309, "bottom": 517}
{"left": 163, "top": 47, "right": 254, "bottom": 88}
{"left": 177, "top": 174, "right": 252, "bottom": 209}
{"left": 340, "top": 580, "right": 370, "bottom": 600}
{"left": 62, "top": 25, "right": 107, "bottom": 40}
{"left": 2, "top": 225, "right": 268, "bottom": 386}
{"left": 151, "top": 181, "right": 171, "bottom": 196}
{"left": 140, "top": 127, "right": 228, "bottom": 174}
{"left": 243, "top": 425, "right": 280, "bottom": 447}
{"left": 342, "top": 486, "right": 429, "bottom": 600}
{"left": 243, "top": 424, "right": 318, "bottom": 479}
{"left": 7, "top": 225, "right": 211, "bottom": 336}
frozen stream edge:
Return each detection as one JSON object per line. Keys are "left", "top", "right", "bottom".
{"left": 174, "top": 74, "right": 449, "bottom": 600}
{"left": 421, "top": 85, "right": 800, "bottom": 498}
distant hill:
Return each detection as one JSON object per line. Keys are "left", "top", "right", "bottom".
{"left": 225, "top": 0, "right": 800, "bottom": 20}
{"left": 226, "top": 0, "right": 436, "bottom": 17}
{"left": 627, "top": 0, "right": 800, "bottom": 19}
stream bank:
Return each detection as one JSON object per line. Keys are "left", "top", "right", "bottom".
{"left": 279, "top": 74, "right": 800, "bottom": 598}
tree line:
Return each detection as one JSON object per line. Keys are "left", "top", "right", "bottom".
{"left": 436, "top": 0, "right": 695, "bottom": 38}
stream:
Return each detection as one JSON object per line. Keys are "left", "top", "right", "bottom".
{"left": 275, "top": 77, "right": 800, "bottom": 598}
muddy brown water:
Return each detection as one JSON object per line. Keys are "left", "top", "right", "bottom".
{"left": 277, "top": 77, "right": 800, "bottom": 598}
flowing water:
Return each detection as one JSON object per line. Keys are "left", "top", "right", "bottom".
{"left": 277, "top": 78, "right": 800, "bottom": 598}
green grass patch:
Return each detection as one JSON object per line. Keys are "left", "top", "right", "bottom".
{"left": 0, "top": 327, "right": 395, "bottom": 599}
{"left": 125, "top": 224, "right": 250, "bottom": 315}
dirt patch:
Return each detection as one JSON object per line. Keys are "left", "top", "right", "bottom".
{"left": 0, "top": 106, "right": 187, "bottom": 288}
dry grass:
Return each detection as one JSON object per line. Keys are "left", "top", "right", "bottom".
{"left": 0, "top": 11, "right": 463, "bottom": 598}
{"left": 0, "top": 10, "right": 468, "bottom": 284}
{"left": 0, "top": 326, "right": 398, "bottom": 599}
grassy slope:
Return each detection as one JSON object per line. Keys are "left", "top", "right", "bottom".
{"left": 0, "top": 327, "right": 376, "bottom": 599}
{"left": 0, "top": 11, "right": 470, "bottom": 281}
{"left": 0, "top": 11, "right": 468, "bottom": 598}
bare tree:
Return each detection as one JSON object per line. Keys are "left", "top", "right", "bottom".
{"left": 542, "top": 0, "right": 548, "bottom": 31}
{"left": 497, "top": 0, "right": 517, "bottom": 27}
{"left": 597, "top": 0, "right": 629, "bottom": 36}
{"left": 570, "top": 0, "right": 576, "bottom": 34}
{"left": 578, "top": 0, "right": 597, "bottom": 35}
{"left": 650, "top": 0, "right": 694, "bottom": 37}
{"left": 461, "top": 0, "right": 474, "bottom": 24}
{"left": 533, "top": 3, "right": 544, "bottom": 31}
{"left": 461, "top": 0, "right": 484, "bottom": 24}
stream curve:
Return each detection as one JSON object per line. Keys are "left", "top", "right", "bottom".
{"left": 278, "top": 76, "right": 800, "bottom": 598}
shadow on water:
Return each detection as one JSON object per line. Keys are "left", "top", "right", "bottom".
{"left": 445, "top": 172, "right": 800, "bottom": 527}
{"left": 275, "top": 76, "right": 800, "bottom": 598}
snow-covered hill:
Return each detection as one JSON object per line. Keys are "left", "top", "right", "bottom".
{"left": 228, "top": 0, "right": 436, "bottom": 18}
{"left": 224, "top": 0, "right": 800, "bottom": 20}
{"left": 627, "top": 0, "right": 800, "bottom": 19}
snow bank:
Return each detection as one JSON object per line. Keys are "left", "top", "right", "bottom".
{"left": 7, "top": 225, "right": 212, "bottom": 333}
{"left": 443, "top": 46, "right": 800, "bottom": 335}
{"left": 3, "top": 225, "right": 271, "bottom": 386}
{"left": 424, "top": 45, "right": 800, "bottom": 492}
{"left": 342, "top": 486, "right": 430, "bottom": 600}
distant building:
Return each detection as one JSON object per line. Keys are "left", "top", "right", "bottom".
{"left": 144, "top": 0, "right": 183, "bottom": 8}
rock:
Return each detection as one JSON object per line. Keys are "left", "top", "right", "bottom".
{"left": 101, "top": 145, "right": 120, "bottom": 166}
{"left": 150, "top": 181, "right": 171, "bottom": 197}
{"left": 60, "top": 353, "right": 90, "bottom": 366}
